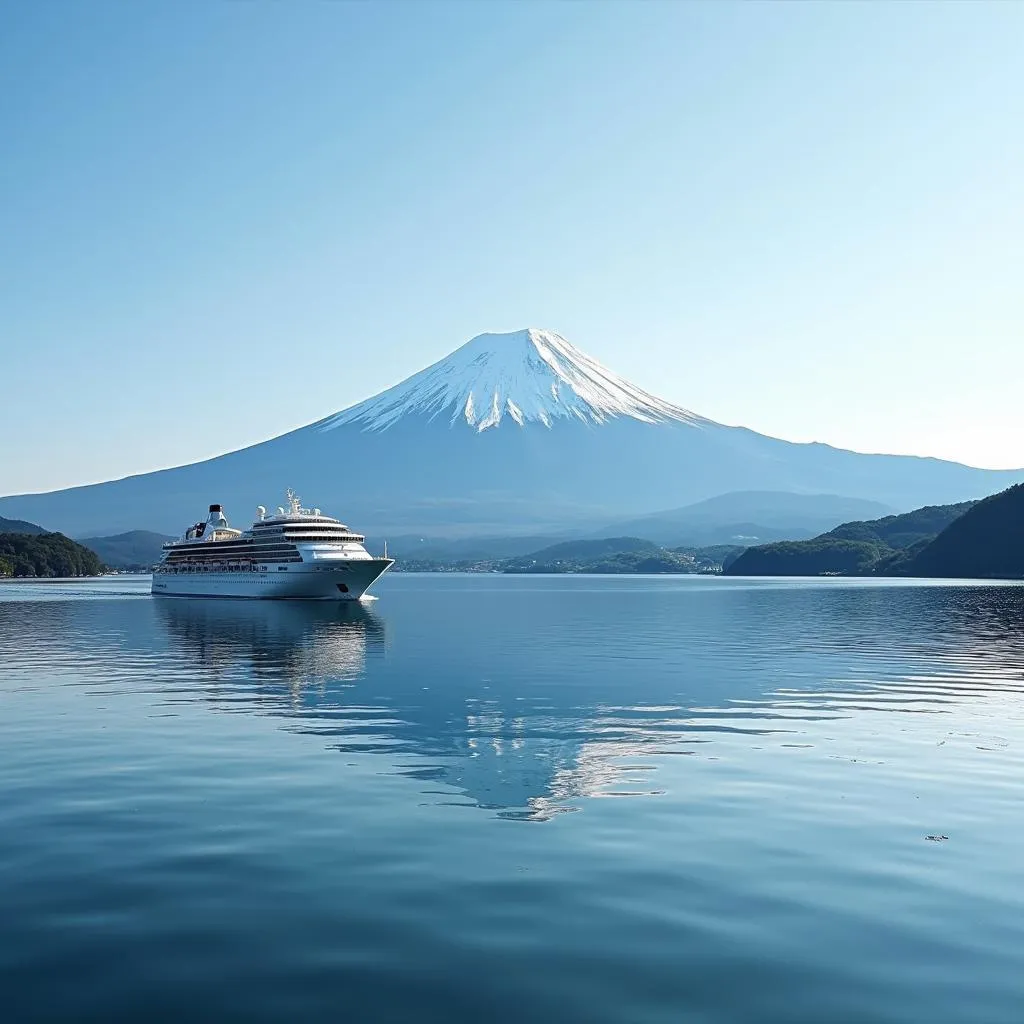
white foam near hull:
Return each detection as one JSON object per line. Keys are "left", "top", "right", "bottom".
{"left": 151, "top": 559, "right": 392, "bottom": 601}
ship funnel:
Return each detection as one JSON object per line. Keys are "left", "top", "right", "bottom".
{"left": 207, "top": 503, "right": 228, "bottom": 528}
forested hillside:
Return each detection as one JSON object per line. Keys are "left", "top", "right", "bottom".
{"left": 0, "top": 533, "right": 105, "bottom": 578}
{"left": 726, "top": 501, "right": 975, "bottom": 576}
{"left": 822, "top": 502, "right": 975, "bottom": 549}
{"left": 906, "top": 484, "right": 1024, "bottom": 578}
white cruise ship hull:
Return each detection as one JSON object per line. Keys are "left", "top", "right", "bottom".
{"left": 152, "top": 559, "right": 392, "bottom": 601}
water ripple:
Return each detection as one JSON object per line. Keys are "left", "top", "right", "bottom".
{"left": 2, "top": 575, "right": 1024, "bottom": 1021}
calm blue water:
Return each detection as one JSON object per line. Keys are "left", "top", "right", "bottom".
{"left": 1, "top": 574, "right": 1023, "bottom": 1022}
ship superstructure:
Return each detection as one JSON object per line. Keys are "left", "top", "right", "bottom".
{"left": 151, "top": 490, "right": 393, "bottom": 600}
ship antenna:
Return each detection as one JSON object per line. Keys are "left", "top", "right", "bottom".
{"left": 383, "top": 539, "right": 388, "bottom": 559}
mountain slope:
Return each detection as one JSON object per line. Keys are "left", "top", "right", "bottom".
{"left": 1, "top": 328, "right": 1021, "bottom": 538}
{"left": 499, "top": 537, "right": 692, "bottom": 575}
{"left": 319, "top": 329, "right": 704, "bottom": 432}
{"left": 905, "top": 485, "right": 1024, "bottom": 578}
{"left": 597, "top": 491, "right": 896, "bottom": 546}
{"left": 382, "top": 534, "right": 576, "bottom": 561}
{"left": 824, "top": 502, "right": 976, "bottom": 549}
{"left": 725, "top": 500, "right": 976, "bottom": 576}
{"left": 514, "top": 537, "right": 662, "bottom": 561}
{"left": 78, "top": 530, "right": 173, "bottom": 570}
{"left": 0, "top": 515, "right": 47, "bottom": 536}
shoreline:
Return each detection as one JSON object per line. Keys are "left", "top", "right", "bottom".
{"left": 0, "top": 574, "right": 147, "bottom": 585}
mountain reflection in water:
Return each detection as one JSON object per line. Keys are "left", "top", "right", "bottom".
{"left": 3, "top": 576, "right": 1024, "bottom": 822}
{"left": 153, "top": 596, "right": 632, "bottom": 820}
{"left": 146, "top": 581, "right": 1024, "bottom": 820}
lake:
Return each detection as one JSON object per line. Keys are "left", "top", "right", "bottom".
{"left": 1, "top": 574, "right": 1023, "bottom": 1022}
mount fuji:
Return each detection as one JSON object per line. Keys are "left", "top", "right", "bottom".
{"left": 2, "top": 328, "right": 1021, "bottom": 538}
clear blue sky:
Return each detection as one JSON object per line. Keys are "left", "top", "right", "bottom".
{"left": 2, "top": 1, "right": 1022, "bottom": 494}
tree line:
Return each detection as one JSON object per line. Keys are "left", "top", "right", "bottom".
{"left": 0, "top": 533, "right": 105, "bottom": 578}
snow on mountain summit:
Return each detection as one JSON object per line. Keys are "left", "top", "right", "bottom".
{"left": 319, "top": 328, "right": 704, "bottom": 433}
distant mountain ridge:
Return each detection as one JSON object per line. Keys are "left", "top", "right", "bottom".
{"left": 2, "top": 328, "right": 1021, "bottom": 538}
{"left": 78, "top": 530, "right": 173, "bottom": 570}
{"left": 498, "top": 537, "right": 715, "bottom": 575}
{"left": 515, "top": 537, "right": 662, "bottom": 561}
{"left": 597, "top": 491, "right": 896, "bottom": 547}
{"left": 385, "top": 534, "right": 575, "bottom": 561}
{"left": 0, "top": 515, "right": 46, "bottom": 536}
{"left": 387, "top": 493, "right": 899, "bottom": 560}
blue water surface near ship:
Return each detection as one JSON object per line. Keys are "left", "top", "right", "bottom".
{"left": 1, "top": 574, "right": 1023, "bottom": 1023}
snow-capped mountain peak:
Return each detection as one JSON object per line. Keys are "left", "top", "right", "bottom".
{"left": 318, "top": 328, "right": 704, "bottom": 433}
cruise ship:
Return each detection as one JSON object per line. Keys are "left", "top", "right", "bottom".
{"left": 151, "top": 490, "right": 393, "bottom": 600}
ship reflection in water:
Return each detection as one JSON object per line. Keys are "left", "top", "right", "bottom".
{"left": 155, "top": 597, "right": 386, "bottom": 693}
